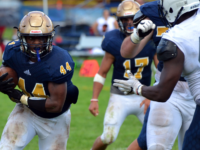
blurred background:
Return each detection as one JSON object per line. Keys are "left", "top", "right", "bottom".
{"left": 0, "top": 0, "right": 179, "bottom": 150}
{"left": 0, "top": 0, "right": 155, "bottom": 60}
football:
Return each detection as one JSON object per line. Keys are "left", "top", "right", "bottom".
{"left": 0, "top": 66, "right": 18, "bottom": 88}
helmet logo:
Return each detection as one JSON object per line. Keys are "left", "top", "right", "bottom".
{"left": 30, "top": 30, "right": 42, "bottom": 33}
{"left": 191, "top": 4, "right": 200, "bottom": 9}
{"left": 124, "top": 12, "right": 134, "bottom": 15}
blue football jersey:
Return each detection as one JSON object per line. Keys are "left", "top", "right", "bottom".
{"left": 3, "top": 40, "right": 76, "bottom": 118}
{"left": 140, "top": 1, "right": 185, "bottom": 81}
{"left": 140, "top": 1, "right": 168, "bottom": 47}
{"left": 140, "top": 1, "right": 166, "bottom": 74}
{"left": 102, "top": 29, "right": 156, "bottom": 86}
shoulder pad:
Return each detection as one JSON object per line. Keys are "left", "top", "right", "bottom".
{"left": 101, "top": 31, "right": 112, "bottom": 53}
{"left": 46, "top": 46, "right": 74, "bottom": 84}
{"left": 101, "top": 30, "right": 114, "bottom": 45}
{"left": 157, "top": 38, "right": 177, "bottom": 61}
{"left": 133, "top": 10, "right": 147, "bottom": 27}
{"left": 140, "top": 1, "right": 159, "bottom": 19}
{"left": 6, "top": 40, "right": 20, "bottom": 48}
{"left": 3, "top": 40, "right": 21, "bottom": 64}
{"left": 101, "top": 30, "right": 122, "bottom": 56}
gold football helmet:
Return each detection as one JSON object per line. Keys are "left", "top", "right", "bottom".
{"left": 17, "top": 11, "right": 55, "bottom": 61}
{"left": 116, "top": 0, "right": 140, "bottom": 34}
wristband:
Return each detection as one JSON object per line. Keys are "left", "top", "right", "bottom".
{"left": 20, "top": 95, "right": 47, "bottom": 112}
{"left": 91, "top": 99, "right": 98, "bottom": 102}
{"left": 130, "top": 28, "right": 142, "bottom": 44}
{"left": 137, "top": 85, "right": 143, "bottom": 96}
{"left": 20, "top": 95, "right": 29, "bottom": 105}
{"left": 94, "top": 73, "right": 106, "bottom": 85}
{"left": 28, "top": 97, "right": 46, "bottom": 112}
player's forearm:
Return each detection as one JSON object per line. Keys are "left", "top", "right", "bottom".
{"left": 92, "top": 71, "right": 107, "bottom": 99}
{"left": 120, "top": 36, "right": 140, "bottom": 58}
{"left": 141, "top": 85, "right": 171, "bottom": 102}
{"left": 20, "top": 95, "right": 65, "bottom": 113}
{"left": 92, "top": 82, "right": 104, "bottom": 99}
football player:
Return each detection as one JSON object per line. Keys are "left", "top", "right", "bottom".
{"left": 88, "top": 1, "right": 158, "bottom": 150}
{"left": 0, "top": 11, "right": 79, "bottom": 150}
{"left": 114, "top": 0, "right": 199, "bottom": 150}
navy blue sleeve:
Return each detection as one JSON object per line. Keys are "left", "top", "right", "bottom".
{"left": 101, "top": 30, "right": 120, "bottom": 56}
{"left": 2, "top": 40, "right": 21, "bottom": 69}
{"left": 3, "top": 40, "right": 20, "bottom": 65}
{"left": 47, "top": 46, "right": 74, "bottom": 85}
{"left": 140, "top": 1, "right": 158, "bottom": 18}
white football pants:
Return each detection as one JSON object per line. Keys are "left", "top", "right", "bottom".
{"left": 100, "top": 93, "right": 146, "bottom": 144}
{"left": 147, "top": 70, "right": 196, "bottom": 150}
{"left": 0, "top": 103, "right": 71, "bottom": 150}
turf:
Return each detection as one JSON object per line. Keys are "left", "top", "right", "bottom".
{"left": 0, "top": 57, "right": 178, "bottom": 150}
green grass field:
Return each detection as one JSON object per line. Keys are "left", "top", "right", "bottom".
{"left": 0, "top": 28, "right": 178, "bottom": 149}
{"left": 0, "top": 57, "right": 178, "bottom": 150}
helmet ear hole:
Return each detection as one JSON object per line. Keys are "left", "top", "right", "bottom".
{"left": 169, "top": 8, "right": 173, "bottom": 13}
{"left": 158, "top": 0, "right": 200, "bottom": 25}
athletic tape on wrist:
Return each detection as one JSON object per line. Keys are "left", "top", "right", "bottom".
{"left": 20, "top": 95, "right": 29, "bottom": 105}
{"left": 137, "top": 85, "right": 143, "bottom": 96}
{"left": 94, "top": 73, "right": 105, "bottom": 85}
{"left": 130, "top": 28, "right": 142, "bottom": 44}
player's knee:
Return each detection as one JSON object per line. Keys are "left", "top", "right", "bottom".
{"left": 150, "top": 107, "right": 172, "bottom": 127}
{"left": 0, "top": 144, "right": 23, "bottom": 150}
{"left": 0, "top": 123, "right": 27, "bottom": 150}
{"left": 148, "top": 144, "right": 165, "bottom": 150}
{"left": 100, "top": 128, "right": 117, "bottom": 144}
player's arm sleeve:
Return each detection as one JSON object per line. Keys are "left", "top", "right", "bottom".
{"left": 47, "top": 53, "right": 75, "bottom": 84}
{"left": 101, "top": 34, "right": 118, "bottom": 56}
{"left": 2, "top": 41, "right": 19, "bottom": 68}
{"left": 23, "top": 82, "right": 68, "bottom": 113}
{"left": 51, "top": 68, "right": 74, "bottom": 84}
{"left": 133, "top": 10, "right": 147, "bottom": 27}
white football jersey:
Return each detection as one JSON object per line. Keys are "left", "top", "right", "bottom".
{"left": 162, "top": 8, "right": 200, "bottom": 102}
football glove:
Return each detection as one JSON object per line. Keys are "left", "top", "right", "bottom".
{"left": 118, "top": 87, "right": 133, "bottom": 95}
{"left": 0, "top": 73, "right": 15, "bottom": 94}
{"left": 6, "top": 89, "right": 23, "bottom": 103}
{"left": 113, "top": 70, "right": 143, "bottom": 95}
{"left": 131, "top": 20, "right": 156, "bottom": 43}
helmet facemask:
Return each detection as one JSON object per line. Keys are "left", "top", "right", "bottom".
{"left": 17, "top": 11, "right": 56, "bottom": 62}
{"left": 157, "top": 0, "right": 171, "bottom": 27}
{"left": 117, "top": 16, "right": 135, "bottom": 35}
{"left": 18, "top": 32, "right": 54, "bottom": 61}
{"left": 116, "top": 0, "right": 140, "bottom": 35}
